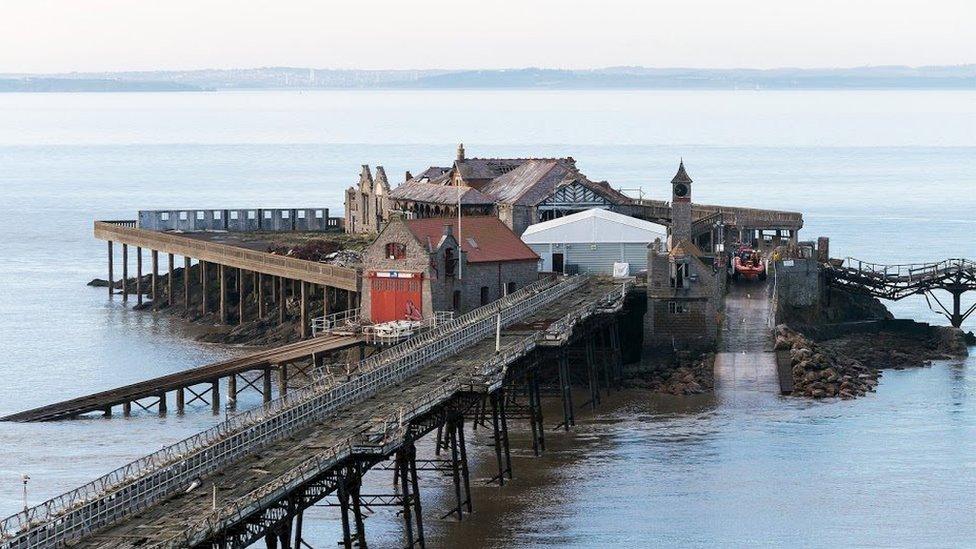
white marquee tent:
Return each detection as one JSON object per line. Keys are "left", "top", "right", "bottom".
{"left": 521, "top": 208, "right": 667, "bottom": 275}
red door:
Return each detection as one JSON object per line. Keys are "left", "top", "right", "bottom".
{"left": 370, "top": 274, "right": 423, "bottom": 323}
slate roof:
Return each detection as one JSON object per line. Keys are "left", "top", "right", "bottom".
{"left": 671, "top": 160, "right": 693, "bottom": 184}
{"left": 454, "top": 158, "right": 531, "bottom": 181}
{"left": 407, "top": 167, "right": 451, "bottom": 185}
{"left": 404, "top": 216, "right": 539, "bottom": 263}
{"left": 478, "top": 159, "right": 574, "bottom": 206}
{"left": 389, "top": 182, "right": 493, "bottom": 205}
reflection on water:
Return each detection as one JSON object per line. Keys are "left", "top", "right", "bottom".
{"left": 0, "top": 90, "right": 974, "bottom": 546}
{"left": 295, "top": 358, "right": 976, "bottom": 548}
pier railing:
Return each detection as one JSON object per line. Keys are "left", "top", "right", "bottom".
{"left": 164, "top": 277, "right": 629, "bottom": 548}
{"left": 0, "top": 274, "right": 580, "bottom": 548}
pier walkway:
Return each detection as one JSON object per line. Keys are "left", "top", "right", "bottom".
{"left": 827, "top": 258, "right": 976, "bottom": 328}
{"left": 0, "top": 335, "right": 362, "bottom": 422}
{"left": 1, "top": 275, "right": 630, "bottom": 549}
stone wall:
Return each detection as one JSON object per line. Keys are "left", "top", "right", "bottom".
{"left": 645, "top": 240, "right": 723, "bottom": 352}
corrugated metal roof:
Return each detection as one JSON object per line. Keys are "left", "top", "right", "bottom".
{"left": 390, "top": 182, "right": 493, "bottom": 205}
{"left": 405, "top": 216, "right": 539, "bottom": 263}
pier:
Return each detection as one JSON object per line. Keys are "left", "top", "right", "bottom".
{"left": 0, "top": 275, "right": 631, "bottom": 549}
{"left": 0, "top": 334, "right": 363, "bottom": 422}
{"left": 827, "top": 258, "right": 976, "bottom": 328}
{"left": 96, "top": 219, "right": 359, "bottom": 339}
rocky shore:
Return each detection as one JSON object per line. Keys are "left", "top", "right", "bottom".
{"left": 623, "top": 352, "right": 715, "bottom": 395}
{"left": 776, "top": 323, "right": 969, "bottom": 400}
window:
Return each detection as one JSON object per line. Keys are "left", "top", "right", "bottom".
{"left": 230, "top": 211, "right": 239, "bottom": 220}
{"left": 281, "top": 211, "right": 290, "bottom": 219}
{"left": 213, "top": 211, "right": 222, "bottom": 220}
{"left": 264, "top": 211, "right": 273, "bottom": 219}
{"left": 247, "top": 210, "right": 256, "bottom": 220}
{"left": 196, "top": 211, "right": 205, "bottom": 220}
{"left": 670, "top": 261, "right": 689, "bottom": 289}
{"left": 480, "top": 286, "right": 490, "bottom": 306}
{"left": 453, "top": 290, "right": 461, "bottom": 311}
{"left": 297, "top": 210, "right": 306, "bottom": 219}
{"left": 384, "top": 242, "right": 407, "bottom": 260}
{"left": 160, "top": 212, "right": 170, "bottom": 221}
{"left": 179, "top": 211, "right": 188, "bottom": 221}
{"left": 444, "top": 248, "right": 456, "bottom": 278}
{"left": 668, "top": 301, "right": 689, "bottom": 314}
{"left": 505, "top": 282, "right": 517, "bottom": 295}
{"left": 315, "top": 209, "right": 324, "bottom": 219}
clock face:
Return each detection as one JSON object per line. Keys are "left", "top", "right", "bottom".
{"left": 674, "top": 183, "right": 689, "bottom": 198}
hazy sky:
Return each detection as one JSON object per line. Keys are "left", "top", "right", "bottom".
{"left": 1, "top": 0, "right": 973, "bottom": 72}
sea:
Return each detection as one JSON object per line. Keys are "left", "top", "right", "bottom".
{"left": 0, "top": 89, "right": 973, "bottom": 547}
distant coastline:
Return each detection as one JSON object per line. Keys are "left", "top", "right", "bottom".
{"left": 1, "top": 65, "right": 973, "bottom": 92}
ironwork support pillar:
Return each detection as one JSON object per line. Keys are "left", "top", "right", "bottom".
{"left": 300, "top": 281, "right": 309, "bottom": 339}
{"left": 238, "top": 268, "right": 245, "bottom": 325}
{"left": 558, "top": 349, "right": 574, "bottom": 430}
{"left": 184, "top": 256, "right": 191, "bottom": 310}
{"left": 167, "top": 253, "right": 174, "bottom": 307}
{"left": 219, "top": 264, "right": 228, "bottom": 324}
{"left": 122, "top": 243, "right": 128, "bottom": 301}
{"left": 151, "top": 249, "right": 158, "bottom": 302}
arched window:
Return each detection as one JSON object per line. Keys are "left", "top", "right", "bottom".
{"left": 384, "top": 242, "right": 406, "bottom": 260}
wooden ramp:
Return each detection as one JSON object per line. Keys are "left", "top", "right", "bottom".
{"left": 1, "top": 335, "right": 361, "bottom": 422}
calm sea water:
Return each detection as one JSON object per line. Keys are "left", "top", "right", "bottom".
{"left": 0, "top": 90, "right": 973, "bottom": 547}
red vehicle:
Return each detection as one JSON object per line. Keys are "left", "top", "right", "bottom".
{"left": 732, "top": 245, "right": 766, "bottom": 281}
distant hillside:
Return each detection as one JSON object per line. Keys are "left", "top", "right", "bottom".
{"left": 1, "top": 66, "right": 973, "bottom": 91}
{"left": 0, "top": 78, "right": 205, "bottom": 92}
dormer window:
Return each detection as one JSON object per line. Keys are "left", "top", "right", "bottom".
{"left": 384, "top": 242, "right": 406, "bottom": 260}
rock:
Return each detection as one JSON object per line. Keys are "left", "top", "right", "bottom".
{"left": 87, "top": 278, "right": 111, "bottom": 287}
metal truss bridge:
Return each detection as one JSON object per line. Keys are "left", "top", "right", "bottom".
{"left": 0, "top": 274, "right": 633, "bottom": 549}
{"left": 827, "top": 258, "right": 976, "bottom": 328}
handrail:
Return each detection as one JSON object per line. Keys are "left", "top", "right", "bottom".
{"left": 163, "top": 280, "right": 626, "bottom": 548}
{"left": 0, "top": 274, "right": 578, "bottom": 548}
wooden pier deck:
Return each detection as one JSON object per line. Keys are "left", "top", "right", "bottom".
{"left": 1, "top": 335, "right": 362, "bottom": 422}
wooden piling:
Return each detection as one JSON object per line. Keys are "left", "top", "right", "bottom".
{"left": 122, "top": 244, "right": 129, "bottom": 301}
{"left": 107, "top": 241, "right": 114, "bottom": 298}
{"left": 201, "top": 261, "right": 209, "bottom": 315}
{"left": 238, "top": 268, "right": 245, "bottom": 325}
{"left": 278, "top": 364, "right": 288, "bottom": 396}
{"left": 263, "top": 368, "right": 273, "bottom": 403}
{"left": 176, "top": 388, "right": 185, "bottom": 414}
{"left": 167, "top": 253, "right": 174, "bottom": 306}
{"left": 184, "top": 256, "right": 191, "bottom": 309}
{"left": 136, "top": 247, "right": 143, "bottom": 306}
{"left": 300, "top": 281, "right": 309, "bottom": 339}
{"left": 158, "top": 392, "right": 167, "bottom": 415}
{"left": 227, "top": 374, "right": 237, "bottom": 410}
{"left": 219, "top": 264, "right": 228, "bottom": 324}
{"left": 122, "top": 401, "right": 131, "bottom": 416}
{"left": 211, "top": 381, "right": 221, "bottom": 414}
{"left": 278, "top": 277, "right": 286, "bottom": 325}
{"left": 257, "top": 273, "right": 266, "bottom": 319}
{"left": 151, "top": 250, "right": 158, "bottom": 302}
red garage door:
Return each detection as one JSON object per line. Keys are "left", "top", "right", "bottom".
{"left": 370, "top": 274, "right": 423, "bottom": 324}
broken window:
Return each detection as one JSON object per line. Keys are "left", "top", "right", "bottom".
{"left": 384, "top": 242, "right": 407, "bottom": 260}
{"left": 668, "top": 301, "right": 689, "bottom": 314}
{"left": 670, "top": 260, "right": 690, "bottom": 289}
{"left": 444, "top": 248, "right": 456, "bottom": 278}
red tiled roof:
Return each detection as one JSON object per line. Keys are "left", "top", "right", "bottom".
{"left": 404, "top": 216, "right": 539, "bottom": 264}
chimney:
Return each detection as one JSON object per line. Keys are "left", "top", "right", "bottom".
{"left": 457, "top": 142, "right": 465, "bottom": 161}
{"left": 443, "top": 224, "right": 453, "bottom": 237}
{"left": 405, "top": 170, "right": 413, "bottom": 182}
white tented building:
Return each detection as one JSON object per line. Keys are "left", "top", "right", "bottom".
{"left": 521, "top": 208, "right": 667, "bottom": 276}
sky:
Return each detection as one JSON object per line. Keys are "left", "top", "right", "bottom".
{"left": 1, "top": 0, "right": 973, "bottom": 73}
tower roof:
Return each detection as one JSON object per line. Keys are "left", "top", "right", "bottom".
{"left": 671, "top": 160, "right": 693, "bottom": 185}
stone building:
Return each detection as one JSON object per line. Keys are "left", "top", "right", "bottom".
{"left": 346, "top": 144, "right": 632, "bottom": 236}
{"left": 644, "top": 162, "right": 725, "bottom": 352}
{"left": 361, "top": 215, "right": 540, "bottom": 323}
{"left": 344, "top": 165, "right": 392, "bottom": 234}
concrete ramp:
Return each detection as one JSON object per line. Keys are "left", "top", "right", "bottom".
{"left": 714, "top": 352, "right": 781, "bottom": 405}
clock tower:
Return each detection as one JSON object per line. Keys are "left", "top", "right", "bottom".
{"left": 670, "top": 160, "right": 693, "bottom": 244}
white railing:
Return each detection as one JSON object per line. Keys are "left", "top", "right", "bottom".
{"left": 0, "top": 274, "right": 576, "bottom": 548}
{"left": 362, "top": 311, "right": 456, "bottom": 345}
{"left": 311, "top": 308, "right": 363, "bottom": 336}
